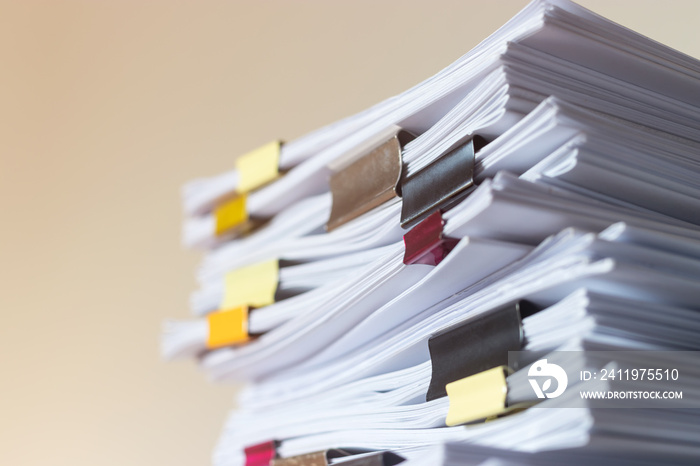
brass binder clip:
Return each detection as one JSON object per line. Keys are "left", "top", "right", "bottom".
{"left": 270, "top": 449, "right": 348, "bottom": 466}
{"left": 244, "top": 440, "right": 278, "bottom": 466}
{"left": 271, "top": 450, "right": 404, "bottom": 466}
{"left": 426, "top": 300, "right": 538, "bottom": 401}
{"left": 402, "top": 210, "right": 458, "bottom": 266}
{"left": 400, "top": 135, "right": 487, "bottom": 229}
{"left": 326, "top": 127, "right": 415, "bottom": 231}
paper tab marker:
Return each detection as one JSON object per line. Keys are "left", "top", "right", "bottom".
{"left": 402, "top": 210, "right": 458, "bottom": 266}
{"left": 236, "top": 140, "right": 283, "bottom": 194}
{"left": 400, "top": 135, "right": 487, "bottom": 229}
{"left": 327, "top": 128, "right": 414, "bottom": 231}
{"left": 426, "top": 300, "right": 538, "bottom": 401}
{"left": 222, "top": 259, "right": 279, "bottom": 310}
{"left": 214, "top": 194, "right": 249, "bottom": 236}
{"left": 206, "top": 306, "right": 250, "bottom": 349}
{"left": 245, "top": 440, "right": 278, "bottom": 466}
{"left": 213, "top": 141, "right": 282, "bottom": 237}
{"left": 445, "top": 365, "right": 513, "bottom": 426}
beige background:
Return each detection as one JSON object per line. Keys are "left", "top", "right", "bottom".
{"left": 1, "top": 1, "right": 698, "bottom": 465}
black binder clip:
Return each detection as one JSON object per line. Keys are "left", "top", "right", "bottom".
{"left": 426, "top": 300, "right": 538, "bottom": 401}
{"left": 400, "top": 135, "right": 487, "bottom": 229}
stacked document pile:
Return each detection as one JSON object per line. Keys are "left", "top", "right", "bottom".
{"left": 162, "top": 0, "right": 700, "bottom": 464}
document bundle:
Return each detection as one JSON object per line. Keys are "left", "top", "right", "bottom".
{"left": 162, "top": 1, "right": 700, "bottom": 464}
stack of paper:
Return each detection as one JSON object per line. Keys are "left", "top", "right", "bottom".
{"left": 162, "top": 1, "right": 700, "bottom": 464}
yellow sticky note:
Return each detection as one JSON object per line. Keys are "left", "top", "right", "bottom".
{"left": 445, "top": 366, "right": 510, "bottom": 426}
{"left": 206, "top": 306, "right": 249, "bottom": 349}
{"left": 222, "top": 259, "right": 279, "bottom": 310}
{"left": 235, "top": 140, "right": 281, "bottom": 194}
{"left": 214, "top": 194, "right": 248, "bottom": 236}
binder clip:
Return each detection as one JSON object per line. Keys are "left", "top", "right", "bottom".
{"left": 426, "top": 300, "right": 538, "bottom": 401}
{"left": 402, "top": 211, "right": 458, "bottom": 266}
{"left": 271, "top": 449, "right": 404, "bottom": 466}
{"left": 400, "top": 135, "right": 487, "bottom": 229}
{"left": 245, "top": 440, "right": 279, "bottom": 466}
{"left": 270, "top": 449, "right": 349, "bottom": 466}
{"left": 327, "top": 127, "right": 415, "bottom": 231}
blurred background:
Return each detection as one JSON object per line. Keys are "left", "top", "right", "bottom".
{"left": 1, "top": 1, "right": 698, "bottom": 465}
